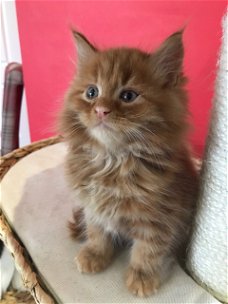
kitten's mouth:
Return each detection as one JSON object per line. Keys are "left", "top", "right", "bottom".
{"left": 94, "top": 121, "right": 113, "bottom": 131}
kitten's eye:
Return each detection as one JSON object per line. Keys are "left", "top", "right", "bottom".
{"left": 86, "top": 85, "right": 99, "bottom": 99}
{"left": 119, "top": 90, "right": 139, "bottom": 103}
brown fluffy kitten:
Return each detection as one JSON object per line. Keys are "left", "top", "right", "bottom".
{"left": 60, "top": 29, "right": 198, "bottom": 297}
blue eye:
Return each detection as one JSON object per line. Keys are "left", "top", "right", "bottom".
{"left": 86, "top": 85, "right": 99, "bottom": 99}
{"left": 119, "top": 90, "right": 139, "bottom": 103}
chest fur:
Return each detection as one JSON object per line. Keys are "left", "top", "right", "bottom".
{"left": 68, "top": 148, "right": 168, "bottom": 233}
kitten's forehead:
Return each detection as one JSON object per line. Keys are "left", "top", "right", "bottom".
{"left": 95, "top": 48, "right": 148, "bottom": 88}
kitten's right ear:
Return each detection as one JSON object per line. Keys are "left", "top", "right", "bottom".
{"left": 72, "top": 29, "right": 97, "bottom": 65}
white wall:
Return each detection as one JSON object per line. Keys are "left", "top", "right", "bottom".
{"left": 1, "top": 0, "right": 30, "bottom": 148}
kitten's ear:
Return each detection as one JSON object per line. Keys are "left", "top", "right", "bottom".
{"left": 151, "top": 30, "right": 184, "bottom": 87}
{"left": 72, "top": 29, "right": 97, "bottom": 66}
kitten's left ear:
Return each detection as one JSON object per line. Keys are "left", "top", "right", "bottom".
{"left": 72, "top": 29, "right": 97, "bottom": 66}
{"left": 151, "top": 30, "right": 184, "bottom": 87}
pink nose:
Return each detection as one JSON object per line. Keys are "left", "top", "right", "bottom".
{"left": 95, "top": 106, "right": 111, "bottom": 118}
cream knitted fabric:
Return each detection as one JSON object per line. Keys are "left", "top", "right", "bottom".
{"left": 187, "top": 14, "right": 228, "bottom": 302}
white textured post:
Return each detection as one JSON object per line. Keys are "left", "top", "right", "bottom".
{"left": 187, "top": 14, "right": 227, "bottom": 302}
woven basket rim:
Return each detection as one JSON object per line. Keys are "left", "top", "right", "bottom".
{"left": 0, "top": 135, "right": 62, "bottom": 181}
{"left": 0, "top": 136, "right": 62, "bottom": 304}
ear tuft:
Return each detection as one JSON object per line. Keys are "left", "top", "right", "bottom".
{"left": 151, "top": 30, "right": 185, "bottom": 87}
{"left": 71, "top": 29, "right": 97, "bottom": 66}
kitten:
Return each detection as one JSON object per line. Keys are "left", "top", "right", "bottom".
{"left": 60, "top": 29, "right": 199, "bottom": 297}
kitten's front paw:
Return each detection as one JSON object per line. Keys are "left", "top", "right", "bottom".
{"left": 75, "top": 247, "right": 110, "bottom": 273}
{"left": 126, "top": 267, "right": 160, "bottom": 297}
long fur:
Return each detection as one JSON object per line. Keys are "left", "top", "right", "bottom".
{"left": 60, "top": 30, "right": 199, "bottom": 297}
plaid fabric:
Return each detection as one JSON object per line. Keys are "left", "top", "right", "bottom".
{"left": 1, "top": 63, "right": 24, "bottom": 156}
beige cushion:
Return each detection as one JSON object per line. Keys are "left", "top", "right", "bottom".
{"left": 1, "top": 143, "right": 219, "bottom": 303}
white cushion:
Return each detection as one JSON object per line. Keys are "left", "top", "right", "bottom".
{"left": 1, "top": 143, "right": 219, "bottom": 303}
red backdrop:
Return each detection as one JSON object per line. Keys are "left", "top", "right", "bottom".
{"left": 16, "top": 0, "right": 227, "bottom": 156}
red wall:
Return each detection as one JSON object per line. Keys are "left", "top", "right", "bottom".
{"left": 16, "top": 1, "right": 227, "bottom": 156}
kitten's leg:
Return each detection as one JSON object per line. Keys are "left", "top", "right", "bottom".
{"left": 75, "top": 224, "right": 114, "bottom": 273}
{"left": 126, "top": 239, "right": 171, "bottom": 297}
{"left": 68, "top": 208, "right": 86, "bottom": 241}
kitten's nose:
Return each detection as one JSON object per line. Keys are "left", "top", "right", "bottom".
{"left": 95, "top": 106, "right": 111, "bottom": 119}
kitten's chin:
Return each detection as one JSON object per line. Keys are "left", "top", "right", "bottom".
{"left": 90, "top": 123, "right": 121, "bottom": 148}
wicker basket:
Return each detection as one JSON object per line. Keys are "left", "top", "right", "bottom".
{"left": 0, "top": 136, "right": 204, "bottom": 304}
{"left": 0, "top": 136, "right": 61, "bottom": 304}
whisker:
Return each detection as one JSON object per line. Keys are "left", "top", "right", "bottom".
{"left": 112, "top": 119, "right": 167, "bottom": 170}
